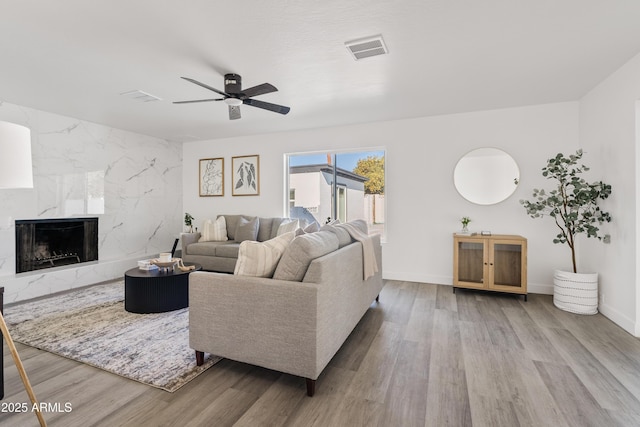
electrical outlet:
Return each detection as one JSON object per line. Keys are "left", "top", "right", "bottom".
{"left": 603, "top": 234, "right": 611, "bottom": 244}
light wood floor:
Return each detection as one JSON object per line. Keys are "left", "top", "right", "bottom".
{"left": 1, "top": 280, "right": 640, "bottom": 426}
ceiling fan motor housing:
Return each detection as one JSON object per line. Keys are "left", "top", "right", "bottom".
{"left": 224, "top": 73, "right": 241, "bottom": 94}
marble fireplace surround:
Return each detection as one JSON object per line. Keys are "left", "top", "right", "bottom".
{"left": 0, "top": 101, "right": 183, "bottom": 303}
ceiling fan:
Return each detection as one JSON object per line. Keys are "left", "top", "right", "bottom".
{"left": 173, "top": 73, "right": 290, "bottom": 120}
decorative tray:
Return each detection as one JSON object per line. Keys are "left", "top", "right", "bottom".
{"left": 151, "top": 259, "right": 179, "bottom": 268}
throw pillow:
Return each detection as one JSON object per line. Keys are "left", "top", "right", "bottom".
{"left": 320, "top": 224, "right": 351, "bottom": 248}
{"left": 304, "top": 221, "right": 320, "bottom": 233}
{"left": 234, "top": 216, "right": 259, "bottom": 242}
{"left": 273, "top": 230, "right": 339, "bottom": 281}
{"left": 295, "top": 221, "right": 320, "bottom": 236}
{"left": 198, "top": 216, "right": 228, "bottom": 242}
{"left": 277, "top": 219, "right": 299, "bottom": 236}
{"left": 233, "top": 231, "right": 296, "bottom": 277}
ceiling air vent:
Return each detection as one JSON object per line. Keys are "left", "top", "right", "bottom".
{"left": 345, "top": 35, "right": 388, "bottom": 60}
{"left": 120, "top": 90, "right": 162, "bottom": 102}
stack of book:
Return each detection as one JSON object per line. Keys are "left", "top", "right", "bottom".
{"left": 137, "top": 260, "right": 158, "bottom": 271}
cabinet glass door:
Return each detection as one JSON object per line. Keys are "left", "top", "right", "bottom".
{"left": 492, "top": 243, "right": 522, "bottom": 288}
{"left": 457, "top": 241, "right": 484, "bottom": 284}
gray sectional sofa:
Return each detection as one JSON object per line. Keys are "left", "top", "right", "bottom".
{"left": 188, "top": 222, "right": 383, "bottom": 397}
{"left": 181, "top": 215, "right": 290, "bottom": 272}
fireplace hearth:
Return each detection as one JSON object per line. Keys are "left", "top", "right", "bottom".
{"left": 15, "top": 218, "right": 98, "bottom": 274}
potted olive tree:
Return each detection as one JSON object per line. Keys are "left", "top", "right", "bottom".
{"left": 520, "top": 149, "right": 612, "bottom": 314}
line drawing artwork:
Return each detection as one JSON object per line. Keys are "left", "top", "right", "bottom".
{"left": 232, "top": 155, "right": 259, "bottom": 196}
{"left": 199, "top": 158, "right": 224, "bottom": 196}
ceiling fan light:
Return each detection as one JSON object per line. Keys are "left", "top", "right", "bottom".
{"left": 224, "top": 98, "right": 242, "bottom": 107}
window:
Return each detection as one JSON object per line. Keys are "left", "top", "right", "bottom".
{"left": 286, "top": 150, "right": 385, "bottom": 236}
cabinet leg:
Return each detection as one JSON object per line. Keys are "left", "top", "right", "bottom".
{"left": 524, "top": 294, "right": 527, "bottom": 302}
{"left": 452, "top": 287, "right": 456, "bottom": 294}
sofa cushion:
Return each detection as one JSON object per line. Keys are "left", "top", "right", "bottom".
{"left": 187, "top": 241, "right": 231, "bottom": 256}
{"left": 320, "top": 224, "right": 351, "bottom": 248}
{"left": 215, "top": 243, "right": 240, "bottom": 258}
{"left": 257, "top": 217, "right": 284, "bottom": 242}
{"left": 337, "top": 219, "right": 368, "bottom": 235}
{"left": 199, "top": 216, "right": 228, "bottom": 242}
{"left": 273, "top": 230, "right": 340, "bottom": 281}
{"left": 235, "top": 216, "right": 259, "bottom": 242}
{"left": 234, "top": 231, "right": 296, "bottom": 277}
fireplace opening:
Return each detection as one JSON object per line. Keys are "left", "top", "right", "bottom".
{"left": 15, "top": 218, "right": 98, "bottom": 273}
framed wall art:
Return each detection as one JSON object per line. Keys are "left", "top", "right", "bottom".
{"left": 232, "top": 154, "right": 259, "bottom": 196}
{"left": 199, "top": 158, "right": 224, "bottom": 197}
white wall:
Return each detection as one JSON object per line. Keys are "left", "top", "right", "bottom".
{"left": 0, "top": 101, "right": 183, "bottom": 302}
{"left": 579, "top": 52, "right": 640, "bottom": 335}
{"left": 345, "top": 186, "right": 365, "bottom": 222}
{"left": 289, "top": 172, "right": 321, "bottom": 210}
{"left": 183, "top": 101, "right": 579, "bottom": 294}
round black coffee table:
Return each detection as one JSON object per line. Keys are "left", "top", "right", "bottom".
{"left": 124, "top": 263, "right": 201, "bottom": 313}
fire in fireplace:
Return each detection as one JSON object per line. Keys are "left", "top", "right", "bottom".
{"left": 15, "top": 217, "right": 98, "bottom": 273}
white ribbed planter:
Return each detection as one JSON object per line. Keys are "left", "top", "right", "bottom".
{"left": 553, "top": 270, "right": 598, "bottom": 315}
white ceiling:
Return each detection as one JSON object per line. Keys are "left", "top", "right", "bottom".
{"left": 2, "top": 1, "right": 640, "bottom": 142}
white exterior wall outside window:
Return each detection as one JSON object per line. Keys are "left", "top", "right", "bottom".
{"left": 286, "top": 149, "right": 385, "bottom": 235}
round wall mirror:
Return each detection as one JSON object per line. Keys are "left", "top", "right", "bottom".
{"left": 454, "top": 148, "right": 520, "bottom": 205}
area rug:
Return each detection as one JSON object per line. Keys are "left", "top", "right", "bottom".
{"left": 3, "top": 281, "right": 221, "bottom": 392}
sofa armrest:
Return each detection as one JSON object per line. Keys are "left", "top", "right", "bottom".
{"left": 189, "top": 271, "right": 320, "bottom": 378}
{"left": 181, "top": 232, "right": 201, "bottom": 255}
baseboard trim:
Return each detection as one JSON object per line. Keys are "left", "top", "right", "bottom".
{"left": 383, "top": 272, "right": 554, "bottom": 296}
{"left": 598, "top": 302, "right": 637, "bottom": 336}
{"left": 528, "top": 282, "right": 553, "bottom": 295}
{"left": 382, "top": 271, "right": 450, "bottom": 285}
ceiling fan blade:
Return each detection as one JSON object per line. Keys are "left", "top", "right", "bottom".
{"left": 243, "top": 98, "right": 290, "bottom": 115}
{"left": 173, "top": 98, "right": 224, "bottom": 104}
{"left": 180, "top": 77, "right": 230, "bottom": 97}
{"left": 229, "top": 105, "right": 241, "bottom": 120}
{"left": 240, "top": 83, "right": 277, "bottom": 99}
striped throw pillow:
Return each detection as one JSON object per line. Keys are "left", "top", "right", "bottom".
{"left": 199, "top": 216, "right": 228, "bottom": 242}
{"left": 277, "top": 219, "right": 299, "bottom": 236}
{"left": 234, "top": 231, "right": 296, "bottom": 277}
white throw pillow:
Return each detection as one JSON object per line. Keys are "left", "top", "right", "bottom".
{"left": 295, "top": 221, "right": 320, "bottom": 236}
{"left": 198, "top": 216, "right": 228, "bottom": 242}
{"left": 234, "top": 231, "right": 296, "bottom": 277}
{"left": 277, "top": 219, "right": 299, "bottom": 236}
{"left": 304, "top": 221, "right": 320, "bottom": 233}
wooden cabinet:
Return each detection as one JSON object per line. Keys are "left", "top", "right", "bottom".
{"left": 453, "top": 234, "right": 527, "bottom": 300}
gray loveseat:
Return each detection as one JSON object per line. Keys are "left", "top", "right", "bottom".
{"left": 188, "top": 224, "right": 383, "bottom": 396}
{"left": 181, "top": 215, "right": 289, "bottom": 272}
